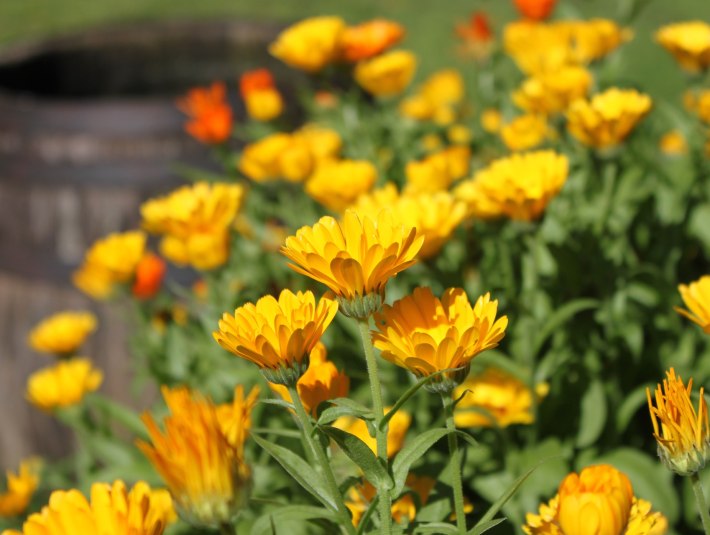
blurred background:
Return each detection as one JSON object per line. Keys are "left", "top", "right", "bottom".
{"left": 0, "top": 0, "right": 708, "bottom": 468}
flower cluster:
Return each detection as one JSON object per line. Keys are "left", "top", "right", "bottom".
{"left": 177, "top": 81, "right": 233, "bottom": 144}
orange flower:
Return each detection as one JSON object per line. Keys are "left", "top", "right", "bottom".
{"left": 346, "top": 474, "right": 434, "bottom": 526}
{"left": 455, "top": 12, "right": 494, "bottom": 60}
{"left": 132, "top": 253, "right": 166, "bottom": 300}
{"left": 239, "top": 69, "right": 283, "bottom": 122}
{"left": 177, "top": 82, "right": 233, "bottom": 144}
{"left": 514, "top": 0, "right": 557, "bottom": 21}
{"left": 340, "top": 19, "right": 405, "bottom": 62}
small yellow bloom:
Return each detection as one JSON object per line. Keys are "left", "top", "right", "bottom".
{"left": 239, "top": 68, "right": 283, "bottom": 122}
{"left": 346, "top": 474, "right": 434, "bottom": 526}
{"left": 647, "top": 368, "right": 710, "bottom": 475}
{"left": 399, "top": 69, "right": 464, "bottom": 122}
{"left": 453, "top": 368, "right": 548, "bottom": 427}
{"left": 281, "top": 211, "right": 423, "bottom": 317}
{"left": 305, "top": 159, "right": 377, "bottom": 212}
{"left": 400, "top": 94, "right": 435, "bottom": 121}
{"left": 676, "top": 275, "right": 710, "bottom": 333}
{"left": 659, "top": 130, "right": 688, "bottom": 156}
{"left": 405, "top": 146, "right": 471, "bottom": 193}
{"left": 372, "top": 287, "right": 508, "bottom": 392}
{"left": 28, "top": 311, "right": 97, "bottom": 356}
{"left": 139, "top": 386, "right": 257, "bottom": 528}
{"left": 566, "top": 88, "right": 652, "bottom": 149}
{"left": 334, "top": 407, "right": 411, "bottom": 458}
{"left": 500, "top": 113, "right": 549, "bottom": 151}
{"left": 656, "top": 21, "right": 710, "bottom": 73}
{"left": 0, "top": 459, "right": 40, "bottom": 518}
{"left": 448, "top": 124, "right": 473, "bottom": 145}
{"left": 26, "top": 357, "right": 102, "bottom": 411}
{"left": 214, "top": 290, "right": 338, "bottom": 385}
{"left": 238, "top": 133, "right": 293, "bottom": 181}
{"left": 269, "top": 342, "right": 350, "bottom": 416}
{"left": 354, "top": 50, "right": 417, "bottom": 97}
{"left": 513, "top": 66, "right": 592, "bottom": 115}
{"left": 481, "top": 108, "right": 503, "bottom": 133}
{"left": 269, "top": 16, "right": 345, "bottom": 72}
{"left": 523, "top": 465, "right": 667, "bottom": 535}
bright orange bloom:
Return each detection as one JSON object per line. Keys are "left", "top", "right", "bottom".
{"left": 676, "top": 275, "right": 710, "bottom": 333}
{"left": 514, "top": 0, "right": 557, "bottom": 21}
{"left": 455, "top": 12, "right": 494, "bottom": 60}
{"left": 132, "top": 253, "right": 167, "bottom": 299}
{"left": 340, "top": 19, "right": 405, "bottom": 62}
{"left": 177, "top": 82, "right": 233, "bottom": 144}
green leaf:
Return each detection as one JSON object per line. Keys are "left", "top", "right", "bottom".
{"left": 467, "top": 518, "right": 506, "bottom": 535}
{"left": 252, "top": 434, "right": 336, "bottom": 510}
{"left": 320, "top": 425, "right": 393, "bottom": 491}
{"left": 318, "top": 404, "right": 374, "bottom": 426}
{"left": 259, "top": 398, "right": 295, "bottom": 411}
{"left": 615, "top": 385, "right": 651, "bottom": 433}
{"left": 390, "top": 428, "right": 449, "bottom": 497}
{"left": 531, "top": 299, "right": 598, "bottom": 358}
{"left": 251, "top": 506, "right": 337, "bottom": 535}
{"left": 576, "top": 380, "right": 607, "bottom": 448}
{"left": 413, "top": 522, "right": 458, "bottom": 534}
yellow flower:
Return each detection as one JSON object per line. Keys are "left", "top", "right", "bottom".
{"left": 7, "top": 480, "right": 174, "bottom": 535}
{"left": 523, "top": 465, "right": 667, "bottom": 535}
{"left": 354, "top": 50, "right": 417, "bottom": 97}
{"left": 339, "top": 19, "right": 405, "bottom": 62}
{"left": 73, "top": 231, "right": 146, "bottom": 299}
{"left": 305, "top": 159, "right": 377, "bottom": 212}
{"left": 500, "top": 113, "right": 549, "bottom": 151}
{"left": 568, "top": 19, "right": 631, "bottom": 64}
{"left": 656, "top": 21, "right": 710, "bottom": 73}
{"left": 513, "top": 66, "right": 592, "bottom": 115}
{"left": 453, "top": 368, "right": 548, "bottom": 427}
{"left": 566, "top": 88, "right": 652, "bottom": 149}
{"left": 448, "top": 124, "right": 473, "bottom": 145}
{"left": 239, "top": 68, "right": 283, "bottom": 122}
{"left": 269, "top": 16, "right": 345, "bottom": 72}
{"left": 647, "top": 368, "right": 710, "bottom": 475}
{"left": 28, "top": 311, "right": 97, "bottom": 356}
{"left": 238, "top": 133, "right": 293, "bottom": 181}
{"left": 0, "top": 459, "right": 40, "bottom": 518}
{"left": 405, "top": 146, "right": 471, "bottom": 193}
{"left": 676, "top": 275, "right": 710, "bottom": 333}
{"left": 346, "top": 474, "right": 434, "bottom": 526}
{"left": 372, "top": 287, "right": 508, "bottom": 392}
{"left": 334, "top": 407, "right": 411, "bottom": 458}
{"left": 26, "top": 357, "right": 102, "bottom": 411}
{"left": 399, "top": 69, "right": 464, "bottom": 122}
{"left": 214, "top": 290, "right": 338, "bottom": 385}
{"left": 454, "top": 150, "right": 569, "bottom": 221}
{"left": 481, "top": 108, "right": 503, "bottom": 133}
{"left": 138, "top": 385, "right": 257, "bottom": 527}
{"left": 659, "top": 130, "right": 688, "bottom": 156}
{"left": 281, "top": 211, "right": 423, "bottom": 317}
{"left": 269, "top": 342, "right": 350, "bottom": 416}
{"left": 691, "top": 89, "right": 710, "bottom": 124}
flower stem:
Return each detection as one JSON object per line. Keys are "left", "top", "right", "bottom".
{"left": 442, "top": 393, "right": 467, "bottom": 534}
{"left": 356, "top": 318, "right": 392, "bottom": 535}
{"left": 691, "top": 472, "right": 710, "bottom": 535}
{"left": 287, "top": 385, "right": 357, "bottom": 535}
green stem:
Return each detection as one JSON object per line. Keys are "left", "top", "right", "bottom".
{"left": 691, "top": 473, "right": 710, "bottom": 535}
{"left": 287, "top": 385, "right": 357, "bottom": 535}
{"left": 356, "top": 318, "right": 393, "bottom": 535}
{"left": 442, "top": 394, "right": 467, "bottom": 534}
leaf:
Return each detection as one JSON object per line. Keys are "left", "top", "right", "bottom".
{"left": 320, "top": 425, "right": 393, "bottom": 491}
{"left": 259, "top": 398, "right": 295, "bottom": 411}
{"left": 252, "top": 434, "right": 336, "bottom": 510}
{"left": 616, "top": 385, "right": 651, "bottom": 432}
{"left": 576, "top": 380, "right": 607, "bottom": 448}
{"left": 251, "top": 506, "right": 337, "bottom": 535}
{"left": 413, "top": 522, "right": 458, "bottom": 534}
{"left": 467, "top": 518, "right": 506, "bottom": 535}
{"left": 390, "top": 428, "right": 449, "bottom": 497}
{"left": 531, "top": 299, "right": 598, "bottom": 357}
{"left": 318, "top": 404, "right": 374, "bottom": 426}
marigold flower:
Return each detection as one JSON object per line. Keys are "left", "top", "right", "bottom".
{"left": 269, "top": 342, "right": 350, "bottom": 416}
{"left": 659, "top": 130, "right": 688, "bottom": 156}
{"left": 339, "top": 19, "right": 405, "bottom": 62}
{"left": 372, "top": 287, "right": 507, "bottom": 392}
{"left": 346, "top": 474, "right": 434, "bottom": 526}
{"left": 269, "top": 16, "right": 345, "bottom": 72}
{"left": 515, "top": 0, "right": 556, "bottom": 21}
{"left": 305, "top": 159, "right": 377, "bottom": 212}
{"left": 513, "top": 66, "right": 592, "bottom": 115}
{"left": 238, "top": 133, "right": 293, "bottom": 181}
{"left": 0, "top": 459, "right": 40, "bottom": 518}
{"left": 281, "top": 211, "right": 423, "bottom": 317}
{"left": 676, "top": 276, "right": 710, "bottom": 333}
{"left": 501, "top": 113, "right": 549, "bottom": 151}
{"left": 28, "top": 311, "right": 97, "bottom": 356}
{"left": 138, "top": 385, "right": 257, "bottom": 527}
{"left": 481, "top": 108, "right": 503, "bottom": 133}
{"left": 132, "top": 253, "right": 167, "bottom": 299}
{"left": 214, "top": 290, "right": 338, "bottom": 385}
{"left": 26, "top": 357, "right": 102, "bottom": 411}
{"left": 239, "top": 68, "right": 283, "bottom": 122}
{"left": 448, "top": 124, "right": 473, "bottom": 145}
{"left": 405, "top": 146, "right": 471, "bottom": 193}
{"left": 354, "top": 50, "right": 417, "bottom": 97}
{"left": 523, "top": 464, "right": 667, "bottom": 535}
{"left": 399, "top": 69, "right": 465, "bottom": 122}
{"left": 455, "top": 12, "right": 494, "bottom": 60}
{"left": 177, "top": 82, "right": 233, "bottom": 144}
{"left": 656, "top": 21, "right": 710, "bottom": 73}
{"left": 334, "top": 407, "right": 411, "bottom": 458}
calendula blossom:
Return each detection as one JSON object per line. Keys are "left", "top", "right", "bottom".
{"left": 404, "top": 146, "right": 471, "bottom": 193}
{"left": 269, "top": 16, "right": 345, "bottom": 72}
{"left": 281, "top": 210, "right": 423, "bottom": 318}
{"left": 132, "top": 253, "right": 167, "bottom": 299}
{"left": 656, "top": 21, "right": 710, "bottom": 73}
{"left": 354, "top": 50, "right": 417, "bottom": 97}
{"left": 647, "top": 368, "right": 710, "bottom": 475}
{"left": 659, "top": 130, "right": 688, "bottom": 156}
{"left": 481, "top": 108, "right": 503, "bottom": 133}
{"left": 514, "top": 0, "right": 556, "bottom": 21}
{"left": 339, "top": 19, "right": 405, "bottom": 62}
{"left": 239, "top": 68, "right": 283, "bottom": 122}
{"left": 214, "top": 290, "right": 338, "bottom": 386}
{"left": 26, "top": 357, "right": 103, "bottom": 411}
{"left": 28, "top": 311, "right": 97, "bottom": 356}
{"left": 400, "top": 69, "right": 464, "bottom": 122}
{"left": 500, "top": 113, "right": 549, "bottom": 151}
{"left": 513, "top": 66, "right": 592, "bottom": 115}
{"left": 346, "top": 474, "right": 434, "bottom": 526}
{"left": 334, "top": 407, "right": 411, "bottom": 458}
{"left": 305, "top": 159, "right": 377, "bottom": 212}
{"left": 177, "top": 82, "right": 233, "bottom": 144}
{"left": 455, "top": 12, "right": 494, "bottom": 61}
{"left": 523, "top": 465, "right": 667, "bottom": 535}
{"left": 0, "top": 459, "right": 40, "bottom": 518}
{"left": 676, "top": 275, "right": 710, "bottom": 333}
{"left": 372, "top": 287, "right": 508, "bottom": 392}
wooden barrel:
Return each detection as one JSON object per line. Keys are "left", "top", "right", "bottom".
{"left": 0, "top": 19, "right": 286, "bottom": 467}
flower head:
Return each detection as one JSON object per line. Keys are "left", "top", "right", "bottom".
{"left": 481, "top": 108, "right": 503, "bottom": 133}
{"left": 214, "top": 290, "right": 338, "bottom": 385}
{"left": 28, "top": 311, "right": 97, "bottom": 356}
{"left": 500, "top": 114, "right": 549, "bottom": 151}
{"left": 177, "top": 82, "right": 233, "bottom": 144}
{"left": 514, "top": 0, "right": 557, "bottom": 21}
{"left": 405, "top": 146, "right": 471, "bottom": 193}
{"left": 334, "top": 407, "right": 411, "bottom": 458}
{"left": 346, "top": 474, "right": 434, "bottom": 526}
{"left": 138, "top": 385, "right": 257, "bottom": 527}
{"left": 676, "top": 275, "right": 710, "bottom": 333}
{"left": 455, "top": 12, "right": 494, "bottom": 60}
{"left": 281, "top": 211, "right": 423, "bottom": 317}
{"left": 270, "top": 16, "right": 345, "bottom": 72}
{"left": 656, "top": 21, "right": 710, "bottom": 73}
{"left": 373, "top": 287, "right": 508, "bottom": 393}
{"left": 26, "top": 357, "right": 103, "bottom": 411}
{"left": 0, "top": 459, "right": 40, "bottom": 518}
{"left": 659, "top": 130, "right": 687, "bottom": 156}
{"left": 354, "top": 50, "right": 417, "bottom": 97}
{"left": 132, "top": 253, "right": 167, "bottom": 299}
{"left": 513, "top": 66, "right": 592, "bottom": 115}
{"left": 400, "top": 69, "right": 465, "bottom": 122}
{"left": 305, "top": 159, "right": 377, "bottom": 212}
{"left": 340, "top": 19, "right": 405, "bottom": 62}
{"left": 239, "top": 68, "right": 283, "bottom": 122}
{"left": 647, "top": 368, "right": 710, "bottom": 475}
{"left": 566, "top": 88, "right": 652, "bottom": 148}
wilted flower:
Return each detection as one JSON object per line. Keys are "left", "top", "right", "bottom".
{"left": 0, "top": 459, "right": 40, "bottom": 518}
{"left": 647, "top": 368, "right": 710, "bottom": 476}
{"left": 177, "top": 82, "right": 233, "bottom": 144}
{"left": 566, "top": 88, "right": 652, "bottom": 149}
{"left": 334, "top": 407, "right": 411, "bottom": 458}
{"left": 676, "top": 275, "right": 710, "bottom": 333}
{"left": 339, "top": 19, "right": 405, "bottom": 62}
{"left": 354, "top": 50, "right": 417, "bottom": 97}
{"left": 514, "top": 0, "right": 557, "bottom": 21}
{"left": 659, "top": 130, "right": 688, "bottom": 156}
{"left": 26, "top": 357, "right": 103, "bottom": 411}
{"left": 481, "top": 108, "right": 503, "bottom": 133}
{"left": 6, "top": 481, "right": 174, "bottom": 535}
{"left": 305, "top": 159, "right": 377, "bottom": 212}
{"left": 138, "top": 386, "right": 257, "bottom": 528}
{"left": 523, "top": 465, "right": 667, "bottom": 535}
{"left": 269, "top": 16, "right": 345, "bottom": 72}
{"left": 214, "top": 290, "right": 338, "bottom": 386}
{"left": 372, "top": 287, "right": 508, "bottom": 393}
{"left": 28, "top": 311, "right": 97, "bottom": 356}
{"left": 455, "top": 12, "right": 494, "bottom": 60}
{"left": 513, "top": 66, "right": 592, "bottom": 115}
{"left": 656, "top": 21, "right": 710, "bottom": 73}
{"left": 500, "top": 114, "right": 549, "bottom": 151}
{"left": 405, "top": 146, "right": 471, "bottom": 193}
{"left": 239, "top": 68, "right": 283, "bottom": 122}
{"left": 346, "top": 474, "right": 434, "bottom": 526}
